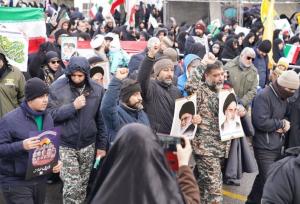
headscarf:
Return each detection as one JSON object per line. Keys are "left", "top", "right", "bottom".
{"left": 89, "top": 123, "right": 185, "bottom": 204}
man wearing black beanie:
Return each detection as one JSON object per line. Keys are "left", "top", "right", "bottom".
{"left": 0, "top": 77, "right": 62, "bottom": 204}
{"left": 253, "top": 39, "right": 272, "bottom": 89}
{"left": 101, "top": 67, "right": 150, "bottom": 143}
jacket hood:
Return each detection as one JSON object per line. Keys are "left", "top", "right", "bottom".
{"left": 183, "top": 54, "right": 200, "bottom": 74}
{"left": 64, "top": 56, "right": 90, "bottom": 76}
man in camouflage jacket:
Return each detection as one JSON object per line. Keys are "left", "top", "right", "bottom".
{"left": 186, "top": 59, "right": 228, "bottom": 204}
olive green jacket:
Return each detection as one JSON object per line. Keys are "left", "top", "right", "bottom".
{"left": 224, "top": 56, "right": 258, "bottom": 107}
{"left": 0, "top": 66, "right": 25, "bottom": 118}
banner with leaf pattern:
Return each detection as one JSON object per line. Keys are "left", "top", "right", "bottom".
{"left": 0, "top": 29, "right": 28, "bottom": 72}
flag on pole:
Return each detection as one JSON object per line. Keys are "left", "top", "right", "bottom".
{"left": 125, "top": 0, "right": 137, "bottom": 27}
{"left": 89, "top": 4, "right": 98, "bottom": 19}
{"left": 0, "top": 7, "right": 46, "bottom": 54}
{"left": 110, "top": 0, "right": 125, "bottom": 14}
{"left": 284, "top": 44, "right": 300, "bottom": 64}
{"left": 261, "top": 0, "right": 275, "bottom": 69}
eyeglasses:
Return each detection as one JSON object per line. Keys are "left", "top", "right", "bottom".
{"left": 50, "top": 60, "right": 61, "bottom": 64}
{"left": 246, "top": 56, "right": 254, "bottom": 61}
{"left": 71, "top": 74, "right": 85, "bottom": 78}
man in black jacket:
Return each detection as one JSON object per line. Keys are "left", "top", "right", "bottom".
{"left": 48, "top": 56, "right": 107, "bottom": 204}
{"left": 137, "top": 44, "right": 182, "bottom": 134}
{"left": 246, "top": 70, "right": 300, "bottom": 204}
{"left": 261, "top": 147, "right": 300, "bottom": 204}
{"left": 0, "top": 78, "right": 62, "bottom": 204}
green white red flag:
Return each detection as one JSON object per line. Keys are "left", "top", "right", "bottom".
{"left": 0, "top": 7, "right": 46, "bottom": 54}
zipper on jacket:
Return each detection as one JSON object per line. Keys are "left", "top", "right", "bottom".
{"left": 266, "top": 132, "right": 270, "bottom": 144}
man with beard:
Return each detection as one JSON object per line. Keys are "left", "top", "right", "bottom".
{"left": 190, "top": 21, "right": 209, "bottom": 53}
{"left": 47, "top": 56, "right": 107, "bottom": 204}
{"left": 186, "top": 60, "right": 228, "bottom": 204}
{"left": 246, "top": 70, "right": 299, "bottom": 204}
{"left": 137, "top": 45, "right": 182, "bottom": 134}
{"left": 224, "top": 47, "right": 258, "bottom": 109}
{"left": 101, "top": 67, "right": 150, "bottom": 144}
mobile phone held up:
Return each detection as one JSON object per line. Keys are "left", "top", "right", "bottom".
{"left": 157, "top": 133, "right": 185, "bottom": 152}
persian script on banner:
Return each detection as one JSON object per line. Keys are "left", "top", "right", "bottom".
{"left": 26, "top": 128, "right": 60, "bottom": 180}
{"left": 0, "top": 29, "right": 28, "bottom": 72}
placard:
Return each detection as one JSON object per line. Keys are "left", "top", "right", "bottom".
{"left": 170, "top": 94, "right": 197, "bottom": 139}
{"left": 61, "top": 36, "right": 77, "bottom": 61}
{"left": 219, "top": 90, "right": 244, "bottom": 141}
{"left": 26, "top": 128, "right": 60, "bottom": 180}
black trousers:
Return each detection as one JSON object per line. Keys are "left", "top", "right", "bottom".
{"left": 1, "top": 182, "right": 46, "bottom": 204}
{"left": 247, "top": 148, "right": 281, "bottom": 204}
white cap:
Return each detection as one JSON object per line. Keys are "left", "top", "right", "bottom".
{"left": 90, "top": 34, "right": 105, "bottom": 49}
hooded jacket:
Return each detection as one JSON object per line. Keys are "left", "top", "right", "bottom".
{"left": 48, "top": 57, "right": 107, "bottom": 150}
{"left": 177, "top": 54, "right": 200, "bottom": 97}
{"left": 0, "top": 54, "right": 25, "bottom": 118}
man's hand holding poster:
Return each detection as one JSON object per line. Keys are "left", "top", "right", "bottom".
{"left": 219, "top": 90, "right": 245, "bottom": 141}
{"left": 26, "top": 128, "right": 60, "bottom": 180}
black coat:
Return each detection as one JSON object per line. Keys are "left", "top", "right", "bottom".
{"left": 48, "top": 77, "right": 107, "bottom": 150}
{"left": 287, "top": 89, "right": 300, "bottom": 148}
{"left": 262, "top": 147, "right": 300, "bottom": 204}
{"left": 252, "top": 84, "right": 288, "bottom": 151}
{"left": 138, "top": 56, "right": 182, "bottom": 134}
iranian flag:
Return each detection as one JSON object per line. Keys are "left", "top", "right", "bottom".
{"left": 110, "top": 0, "right": 125, "bottom": 14}
{"left": 90, "top": 3, "right": 98, "bottom": 19}
{"left": 0, "top": 7, "right": 46, "bottom": 54}
{"left": 284, "top": 44, "right": 300, "bottom": 64}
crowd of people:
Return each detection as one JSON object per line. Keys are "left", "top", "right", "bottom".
{"left": 1, "top": 1, "right": 300, "bottom": 204}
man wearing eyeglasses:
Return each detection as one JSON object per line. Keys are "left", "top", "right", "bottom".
{"left": 224, "top": 47, "right": 258, "bottom": 109}
{"left": 47, "top": 56, "right": 107, "bottom": 204}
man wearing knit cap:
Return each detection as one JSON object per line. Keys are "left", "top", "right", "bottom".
{"left": 0, "top": 78, "right": 62, "bottom": 204}
{"left": 0, "top": 52, "right": 25, "bottom": 118}
{"left": 47, "top": 56, "right": 107, "bottom": 204}
{"left": 246, "top": 70, "right": 299, "bottom": 204}
{"left": 253, "top": 39, "right": 272, "bottom": 89}
{"left": 191, "top": 21, "right": 209, "bottom": 53}
{"left": 163, "top": 48, "right": 183, "bottom": 78}
{"left": 137, "top": 44, "right": 182, "bottom": 134}
{"left": 101, "top": 67, "right": 150, "bottom": 144}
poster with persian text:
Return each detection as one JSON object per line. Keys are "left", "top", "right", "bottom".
{"left": 25, "top": 128, "right": 60, "bottom": 180}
